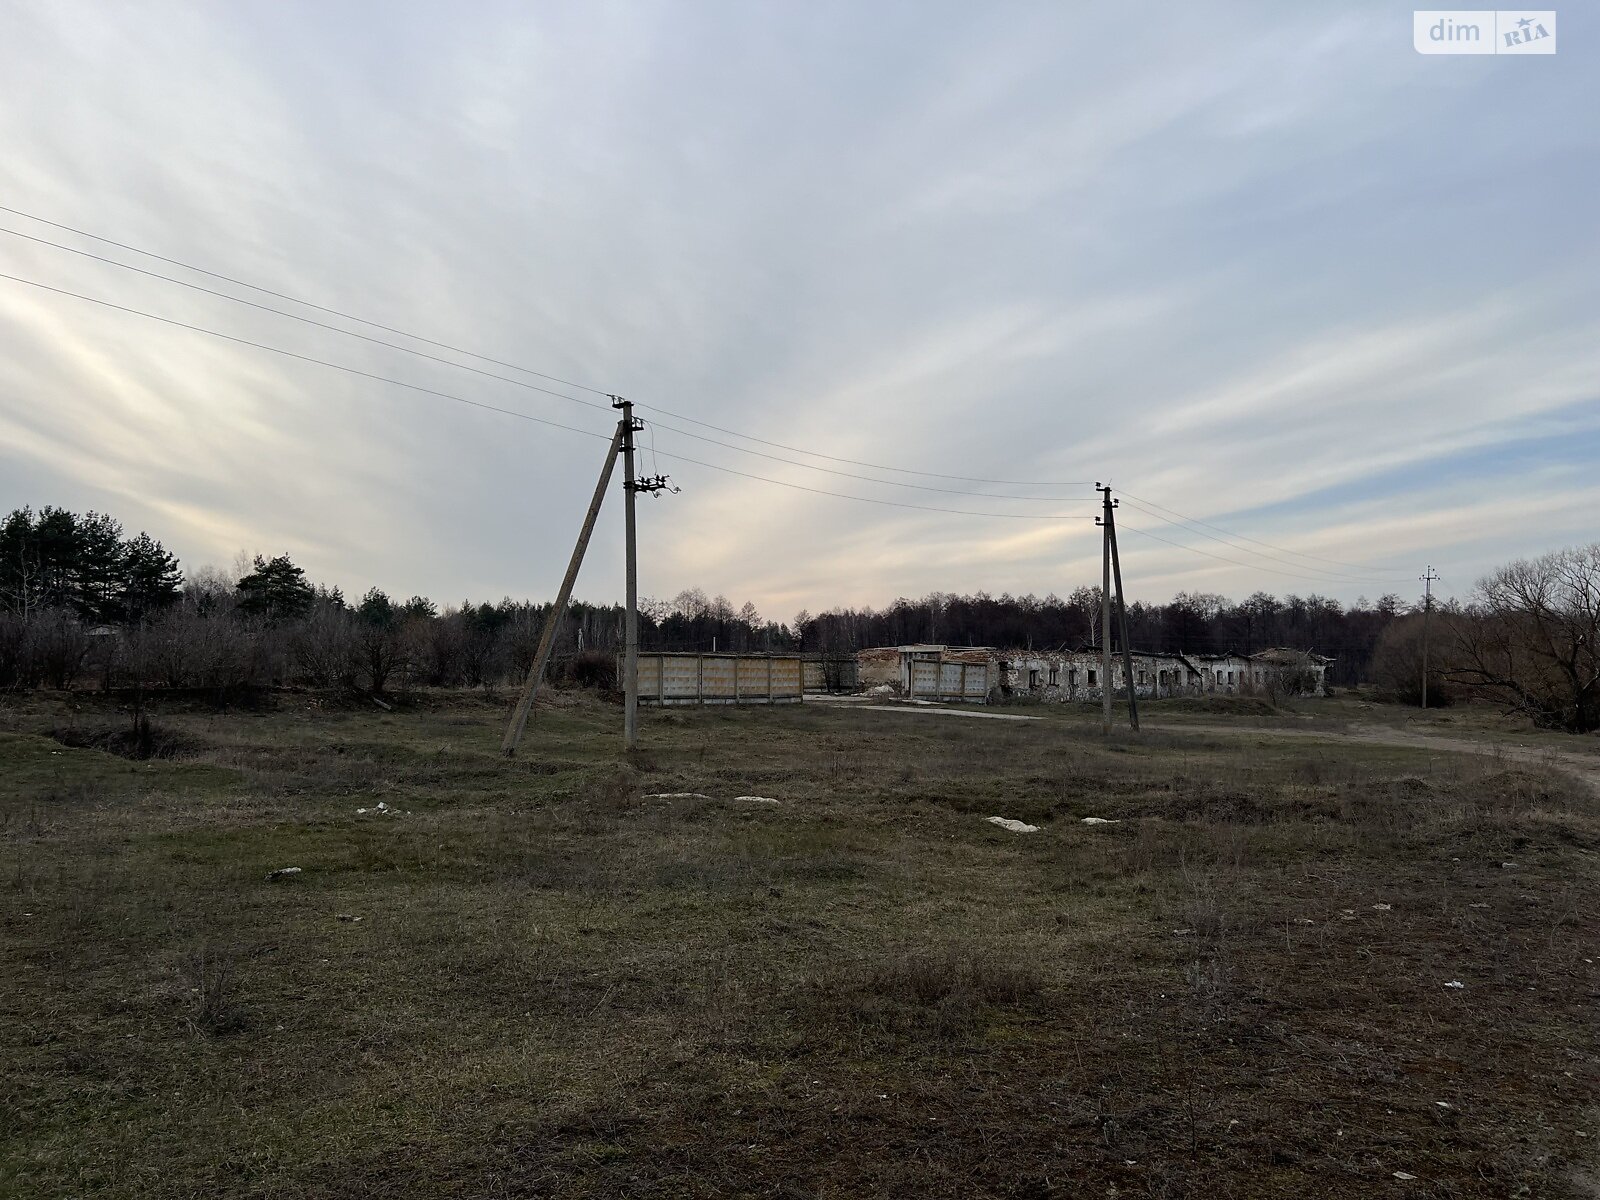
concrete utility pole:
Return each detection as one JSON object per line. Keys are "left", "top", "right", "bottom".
{"left": 617, "top": 397, "right": 641, "bottom": 750}
{"left": 501, "top": 420, "right": 626, "bottom": 756}
{"left": 1105, "top": 494, "right": 1140, "bottom": 732}
{"left": 613, "top": 396, "right": 673, "bottom": 752}
{"left": 1420, "top": 565, "right": 1440, "bottom": 710}
{"left": 1098, "top": 484, "right": 1113, "bottom": 735}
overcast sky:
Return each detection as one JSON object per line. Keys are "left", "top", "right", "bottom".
{"left": 1, "top": 1, "right": 1595, "bottom": 621}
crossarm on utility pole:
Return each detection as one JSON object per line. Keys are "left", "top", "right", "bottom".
{"left": 501, "top": 421, "right": 625, "bottom": 756}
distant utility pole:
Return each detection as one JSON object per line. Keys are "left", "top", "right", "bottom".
{"left": 1099, "top": 484, "right": 1113, "bottom": 734}
{"left": 1420, "top": 565, "right": 1440, "bottom": 710}
{"left": 1097, "top": 484, "right": 1139, "bottom": 732}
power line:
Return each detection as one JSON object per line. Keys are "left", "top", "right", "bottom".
{"left": 1118, "top": 522, "right": 1409, "bottom": 587}
{"left": 0, "top": 223, "right": 613, "bottom": 413}
{"left": 642, "top": 413, "right": 1091, "bottom": 502}
{"left": 3, "top": 221, "right": 1093, "bottom": 502}
{"left": 632, "top": 400, "right": 1091, "bottom": 488}
{"left": 0, "top": 203, "right": 613, "bottom": 398}
{"left": 1117, "top": 488, "right": 1406, "bottom": 574}
{"left": 0, "top": 270, "right": 619, "bottom": 442}
{"left": 1118, "top": 498, "right": 1412, "bottom": 585}
{"left": 0, "top": 203, "right": 1091, "bottom": 489}
{"left": 645, "top": 445, "right": 1095, "bottom": 520}
{"left": 0, "top": 270, "right": 1091, "bottom": 523}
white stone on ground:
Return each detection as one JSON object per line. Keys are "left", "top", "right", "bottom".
{"left": 986, "top": 816, "right": 1039, "bottom": 834}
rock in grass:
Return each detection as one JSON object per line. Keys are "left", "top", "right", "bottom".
{"left": 986, "top": 816, "right": 1039, "bottom": 834}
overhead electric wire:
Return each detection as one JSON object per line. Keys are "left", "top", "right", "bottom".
{"left": 0, "top": 271, "right": 619, "bottom": 443}
{"left": 639, "top": 413, "right": 1091, "bottom": 502}
{"left": 1117, "top": 488, "right": 1406, "bottom": 575}
{"left": 1118, "top": 498, "right": 1412, "bottom": 585}
{"left": 0, "top": 270, "right": 1091, "bottom": 523}
{"left": 2, "top": 221, "right": 1091, "bottom": 503}
{"left": 0, "top": 203, "right": 613, "bottom": 398}
{"left": 0, "top": 203, "right": 1090, "bottom": 489}
{"left": 0, "top": 224, "right": 612, "bottom": 414}
{"left": 1118, "top": 523, "right": 1408, "bottom": 587}
{"left": 629, "top": 401, "right": 1091, "bottom": 488}
{"left": 643, "top": 445, "right": 1094, "bottom": 520}
{"left": 0, "top": 206, "right": 1437, "bottom": 569}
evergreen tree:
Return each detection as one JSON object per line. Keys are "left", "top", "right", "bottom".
{"left": 236, "top": 555, "right": 314, "bottom": 622}
{"left": 355, "top": 587, "right": 402, "bottom": 694}
{"left": 120, "top": 532, "right": 184, "bottom": 620}
{"left": 357, "top": 587, "right": 396, "bottom": 627}
{"left": 33, "top": 507, "right": 82, "bottom": 611}
{"left": 73, "top": 511, "right": 126, "bottom": 622}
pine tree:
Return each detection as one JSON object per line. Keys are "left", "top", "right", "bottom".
{"left": 121, "top": 532, "right": 184, "bottom": 621}
{"left": 73, "top": 511, "right": 126, "bottom": 622}
{"left": 33, "top": 507, "right": 81, "bottom": 611}
{"left": 236, "top": 555, "right": 314, "bottom": 622}
{"left": 402, "top": 595, "right": 437, "bottom": 620}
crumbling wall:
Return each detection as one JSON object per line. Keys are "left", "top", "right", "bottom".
{"left": 856, "top": 647, "right": 901, "bottom": 689}
{"left": 997, "top": 650, "right": 1205, "bottom": 702}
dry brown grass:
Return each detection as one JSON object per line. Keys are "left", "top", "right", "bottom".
{"left": 1, "top": 690, "right": 1597, "bottom": 1198}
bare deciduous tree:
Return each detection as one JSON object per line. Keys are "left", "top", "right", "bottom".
{"left": 1448, "top": 544, "right": 1600, "bottom": 733}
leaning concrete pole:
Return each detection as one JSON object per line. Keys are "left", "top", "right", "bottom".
{"left": 1106, "top": 495, "right": 1140, "bottom": 732}
{"left": 501, "top": 421, "right": 625, "bottom": 756}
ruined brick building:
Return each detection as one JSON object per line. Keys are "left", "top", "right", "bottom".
{"left": 851, "top": 645, "right": 1330, "bottom": 703}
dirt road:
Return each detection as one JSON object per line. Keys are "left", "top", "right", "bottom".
{"left": 1148, "top": 719, "right": 1600, "bottom": 794}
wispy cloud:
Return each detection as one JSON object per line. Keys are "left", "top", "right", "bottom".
{"left": 0, "top": 1, "right": 1594, "bottom": 613}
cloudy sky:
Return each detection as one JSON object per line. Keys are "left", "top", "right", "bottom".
{"left": 1, "top": 1, "right": 1595, "bottom": 621}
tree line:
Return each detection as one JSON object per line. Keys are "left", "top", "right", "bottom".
{"left": 796, "top": 587, "right": 1405, "bottom": 687}
{"left": 0, "top": 506, "right": 791, "bottom": 695}
{"left": 2, "top": 505, "right": 1593, "bottom": 731}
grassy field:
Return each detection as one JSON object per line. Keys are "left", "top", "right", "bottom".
{"left": 2, "top": 689, "right": 1597, "bottom": 1198}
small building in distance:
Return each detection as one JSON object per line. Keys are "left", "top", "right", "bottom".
{"left": 1249, "top": 648, "right": 1332, "bottom": 696}
{"left": 854, "top": 644, "right": 995, "bottom": 701}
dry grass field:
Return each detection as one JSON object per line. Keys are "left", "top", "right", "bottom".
{"left": 2, "top": 689, "right": 1597, "bottom": 1198}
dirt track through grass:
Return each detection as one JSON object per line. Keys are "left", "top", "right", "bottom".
{"left": 2, "top": 691, "right": 1597, "bottom": 1198}
{"left": 1147, "top": 719, "right": 1600, "bottom": 795}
